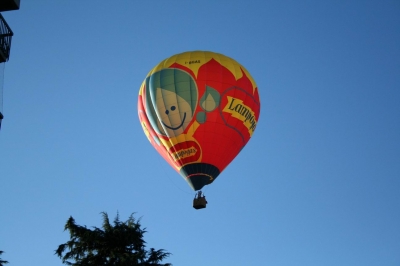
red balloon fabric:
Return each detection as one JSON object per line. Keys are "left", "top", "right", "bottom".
{"left": 138, "top": 51, "right": 260, "bottom": 191}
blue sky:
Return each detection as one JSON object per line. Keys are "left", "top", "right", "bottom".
{"left": 1, "top": 1, "right": 399, "bottom": 265}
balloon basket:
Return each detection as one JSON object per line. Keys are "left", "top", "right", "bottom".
{"left": 193, "top": 195, "right": 208, "bottom": 210}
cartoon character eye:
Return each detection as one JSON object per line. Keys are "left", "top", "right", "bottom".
{"left": 165, "top": 106, "right": 177, "bottom": 115}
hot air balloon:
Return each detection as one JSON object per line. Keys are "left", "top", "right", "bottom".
{"left": 138, "top": 51, "right": 260, "bottom": 209}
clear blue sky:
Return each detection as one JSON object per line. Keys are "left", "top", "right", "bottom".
{"left": 1, "top": 1, "right": 399, "bottom": 265}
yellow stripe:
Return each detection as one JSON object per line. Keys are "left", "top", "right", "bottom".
{"left": 146, "top": 51, "right": 258, "bottom": 93}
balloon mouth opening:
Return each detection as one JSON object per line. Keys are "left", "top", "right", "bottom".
{"left": 187, "top": 174, "right": 213, "bottom": 191}
{"left": 186, "top": 174, "right": 213, "bottom": 191}
{"left": 180, "top": 163, "right": 220, "bottom": 191}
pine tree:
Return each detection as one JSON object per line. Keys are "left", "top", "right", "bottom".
{"left": 55, "top": 212, "right": 171, "bottom": 266}
{"left": 0, "top": 250, "right": 9, "bottom": 266}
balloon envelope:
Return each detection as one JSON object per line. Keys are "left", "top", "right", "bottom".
{"left": 138, "top": 51, "right": 260, "bottom": 191}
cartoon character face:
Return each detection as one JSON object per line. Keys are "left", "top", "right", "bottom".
{"left": 155, "top": 88, "right": 193, "bottom": 137}
{"left": 145, "top": 68, "right": 198, "bottom": 138}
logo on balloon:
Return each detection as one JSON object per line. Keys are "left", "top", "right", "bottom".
{"left": 223, "top": 96, "right": 257, "bottom": 136}
{"left": 172, "top": 146, "right": 198, "bottom": 161}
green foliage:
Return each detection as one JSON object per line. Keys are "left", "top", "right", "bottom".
{"left": 0, "top": 250, "right": 9, "bottom": 266}
{"left": 55, "top": 212, "right": 171, "bottom": 266}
